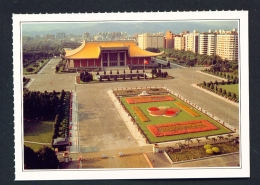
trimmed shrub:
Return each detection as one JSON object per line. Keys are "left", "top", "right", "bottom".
{"left": 204, "top": 144, "right": 213, "bottom": 150}
{"left": 26, "top": 68, "right": 34, "bottom": 72}
{"left": 212, "top": 147, "right": 220, "bottom": 154}
{"left": 206, "top": 148, "right": 214, "bottom": 155}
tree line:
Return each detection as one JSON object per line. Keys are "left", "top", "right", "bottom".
{"left": 23, "top": 90, "right": 61, "bottom": 120}
{"left": 158, "top": 48, "right": 238, "bottom": 70}
{"left": 24, "top": 145, "right": 59, "bottom": 169}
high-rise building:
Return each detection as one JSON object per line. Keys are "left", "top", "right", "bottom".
{"left": 56, "top": 32, "right": 66, "bottom": 40}
{"left": 198, "top": 30, "right": 217, "bottom": 56}
{"left": 198, "top": 33, "right": 208, "bottom": 55}
{"left": 184, "top": 30, "right": 199, "bottom": 53}
{"left": 174, "top": 35, "right": 185, "bottom": 50}
{"left": 216, "top": 33, "right": 238, "bottom": 61}
{"left": 137, "top": 33, "right": 164, "bottom": 49}
{"left": 83, "top": 32, "right": 90, "bottom": 41}
{"left": 165, "top": 31, "right": 174, "bottom": 48}
{"left": 46, "top": 34, "right": 55, "bottom": 40}
{"left": 207, "top": 33, "right": 217, "bottom": 56}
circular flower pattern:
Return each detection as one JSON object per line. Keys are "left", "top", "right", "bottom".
{"left": 147, "top": 106, "right": 181, "bottom": 117}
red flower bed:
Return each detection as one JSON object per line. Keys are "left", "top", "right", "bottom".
{"left": 148, "top": 107, "right": 160, "bottom": 111}
{"left": 147, "top": 106, "right": 180, "bottom": 117}
{"left": 125, "top": 95, "right": 175, "bottom": 104}
{"left": 147, "top": 120, "right": 219, "bottom": 137}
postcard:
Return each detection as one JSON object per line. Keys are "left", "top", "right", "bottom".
{"left": 13, "top": 11, "right": 249, "bottom": 180}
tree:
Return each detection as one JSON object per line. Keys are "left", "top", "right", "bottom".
{"left": 196, "top": 138, "right": 201, "bottom": 149}
{"left": 185, "top": 138, "right": 193, "bottom": 148}
{"left": 24, "top": 145, "right": 38, "bottom": 169}
{"left": 211, "top": 137, "right": 217, "bottom": 144}
{"left": 175, "top": 142, "right": 183, "bottom": 152}
{"left": 226, "top": 133, "right": 233, "bottom": 143}
{"left": 55, "top": 65, "right": 60, "bottom": 73}
{"left": 217, "top": 135, "right": 224, "bottom": 144}
{"left": 36, "top": 146, "right": 59, "bottom": 169}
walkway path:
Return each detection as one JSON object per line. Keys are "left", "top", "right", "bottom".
{"left": 24, "top": 141, "right": 51, "bottom": 145}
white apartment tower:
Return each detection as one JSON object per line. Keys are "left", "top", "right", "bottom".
{"left": 198, "top": 33, "right": 208, "bottom": 55}
{"left": 207, "top": 33, "right": 217, "bottom": 55}
{"left": 174, "top": 36, "right": 185, "bottom": 50}
{"left": 137, "top": 33, "right": 164, "bottom": 49}
{"left": 216, "top": 33, "right": 238, "bottom": 61}
{"left": 184, "top": 30, "right": 199, "bottom": 53}
{"left": 198, "top": 31, "right": 217, "bottom": 55}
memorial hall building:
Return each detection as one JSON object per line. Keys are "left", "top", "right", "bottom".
{"left": 62, "top": 40, "right": 163, "bottom": 69}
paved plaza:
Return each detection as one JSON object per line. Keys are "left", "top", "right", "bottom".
{"left": 25, "top": 57, "right": 240, "bottom": 168}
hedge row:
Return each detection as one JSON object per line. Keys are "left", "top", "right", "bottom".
{"left": 198, "top": 82, "right": 239, "bottom": 103}
{"left": 51, "top": 91, "right": 71, "bottom": 148}
{"left": 202, "top": 69, "right": 238, "bottom": 81}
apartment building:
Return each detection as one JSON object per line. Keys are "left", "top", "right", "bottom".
{"left": 198, "top": 31, "right": 217, "bottom": 55}
{"left": 216, "top": 33, "right": 238, "bottom": 61}
{"left": 165, "top": 31, "right": 174, "bottom": 48}
{"left": 184, "top": 30, "right": 199, "bottom": 53}
{"left": 174, "top": 35, "right": 185, "bottom": 50}
{"left": 137, "top": 33, "right": 164, "bottom": 49}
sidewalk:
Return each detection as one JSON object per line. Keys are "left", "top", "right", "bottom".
{"left": 69, "top": 92, "right": 79, "bottom": 153}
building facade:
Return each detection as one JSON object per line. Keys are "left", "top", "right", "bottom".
{"left": 207, "top": 33, "right": 217, "bottom": 56}
{"left": 174, "top": 35, "right": 185, "bottom": 50}
{"left": 216, "top": 33, "right": 238, "bottom": 61}
{"left": 137, "top": 33, "right": 164, "bottom": 49}
{"left": 62, "top": 41, "right": 163, "bottom": 68}
{"left": 165, "top": 31, "right": 174, "bottom": 48}
{"left": 184, "top": 31, "right": 199, "bottom": 53}
{"left": 198, "top": 31, "right": 217, "bottom": 56}
{"left": 56, "top": 32, "right": 66, "bottom": 40}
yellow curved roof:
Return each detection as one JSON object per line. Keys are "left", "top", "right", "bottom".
{"left": 64, "top": 41, "right": 163, "bottom": 59}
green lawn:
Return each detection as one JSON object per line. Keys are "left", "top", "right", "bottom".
{"left": 121, "top": 95, "right": 232, "bottom": 143}
{"left": 218, "top": 84, "right": 239, "bottom": 96}
{"left": 23, "top": 59, "right": 49, "bottom": 75}
{"left": 24, "top": 120, "right": 54, "bottom": 151}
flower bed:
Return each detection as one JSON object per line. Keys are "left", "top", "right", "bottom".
{"left": 147, "top": 120, "right": 219, "bottom": 137}
{"left": 132, "top": 106, "right": 150, "bottom": 122}
{"left": 175, "top": 102, "right": 200, "bottom": 117}
{"left": 147, "top": 106, "right": 180, "bottom": 117}
{"left": 126, "top": 95, "right": 174, "bottom": 104}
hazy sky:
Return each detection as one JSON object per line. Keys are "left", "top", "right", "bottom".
{"left": 22, "top": 20, "right": 238, "bottom": 36}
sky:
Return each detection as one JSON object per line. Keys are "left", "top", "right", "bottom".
{"left": 22, "top": 20, "right": 239, "bottom": 36}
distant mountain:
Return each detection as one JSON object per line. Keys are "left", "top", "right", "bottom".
{"left": 22, "top": 21, "right": 238, "bottom": 37}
